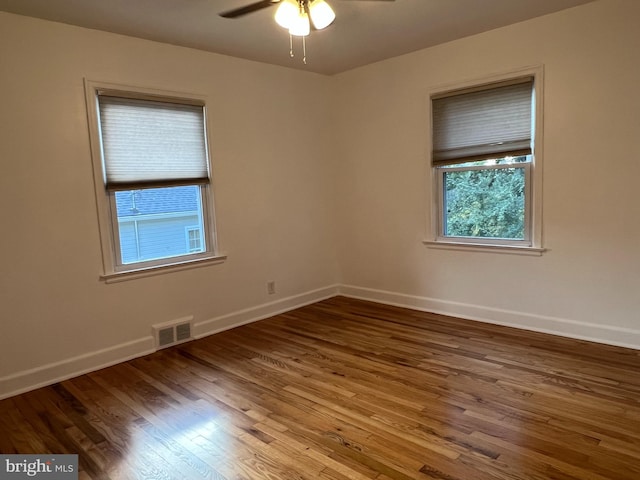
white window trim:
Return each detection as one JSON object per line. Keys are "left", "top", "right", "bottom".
{"left": 84, "top": 79, "right": 226, "bottom": 281}
{"left": 424, "top": 66, "right": 546, "bottom": 255}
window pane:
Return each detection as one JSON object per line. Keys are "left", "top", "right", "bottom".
{"left": 114, "top": 185, "right": 205, "bottom": 265}
{"left": 443, "top": 166, "right": 525, "bottom": 239}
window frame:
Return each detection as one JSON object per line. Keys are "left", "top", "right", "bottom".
{"left": 425, "top": 66, "right": 545, "bottom": 255}
{"left": 437, "top": 160, "right": 532, "bottom": 247}
{"left": 85, "top": 80, "right": 226, "bottom": 281}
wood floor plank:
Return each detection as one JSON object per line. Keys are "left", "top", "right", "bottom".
{"left": 2, "top": 296, "right": 640, "bottom": 479}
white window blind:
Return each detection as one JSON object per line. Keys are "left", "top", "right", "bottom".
{"left": 432, "top": 78, "right": 533, "bottom": 166}
{"left": 98, "top": 95, "right": 209, "bottom": 188}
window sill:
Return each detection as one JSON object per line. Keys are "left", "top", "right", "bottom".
{"left": 423, "top": 240, "right": 546, "bottom": 256}
{"left": 101, "top": 254, "right": 227, "bottom": 283}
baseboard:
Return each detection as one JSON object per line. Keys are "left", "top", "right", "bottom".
{"left": 0, "top": 337, "right": 156, "bottom": 400}
{"left": 5, "top": 283, "right": 636, "bottom": 400}
{"left": 338, "top": 285, "right": 640, "bottom": 350}
{"left": 0, "top": 284, "right": 341, "bottom": 400}
{"left": 193, "top": 284, "right": 340, "bottom": 338}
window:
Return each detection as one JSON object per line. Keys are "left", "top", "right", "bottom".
{"left": 186, "top": 226, "right": 203, "bottom": 253}
{"left": 427, "top": 69, "right": 544, "bottom": 253}
{"left": 85, "top": 81, "right": 224, "bottom": 279}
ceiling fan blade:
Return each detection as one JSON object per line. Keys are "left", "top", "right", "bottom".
{"left": 219, "top": 0, "right": 280, "bottom": 19}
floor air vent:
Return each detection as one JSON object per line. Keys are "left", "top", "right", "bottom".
{"left": 153, "top": 316, "right": 193, "bottom": 349}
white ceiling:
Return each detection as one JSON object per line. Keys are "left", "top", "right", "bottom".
{"left": 0, "top": 0, "right": 595, "bottom": 75}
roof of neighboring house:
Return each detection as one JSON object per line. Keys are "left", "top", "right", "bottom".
{"left": 115, "top": 186, "right": 199, "bottom": 217}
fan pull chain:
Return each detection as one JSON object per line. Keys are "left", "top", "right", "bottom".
{"left": 287, "top": 33, "right": 307, "bottom": 64}
{"left": 302, "top": 36, "right": 307, "bottom": 64}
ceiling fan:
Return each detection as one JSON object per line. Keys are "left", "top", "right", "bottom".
{"left": 220, "top": 0, "right": 395, "bottom": 64}
{"left": 220, "top": 0, "right": 395, "bottom": 21}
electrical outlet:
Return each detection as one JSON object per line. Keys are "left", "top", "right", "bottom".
{"left": 267, "top": 281, "right": 276, "bottom": 295}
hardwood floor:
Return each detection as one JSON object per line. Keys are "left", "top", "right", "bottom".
{"left": 2, "top": 296, "right": 640, "bottom": 480}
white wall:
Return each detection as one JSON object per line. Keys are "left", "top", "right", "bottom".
{"left": 2, "top": 0, "right": 639, "bottom": 398}
{"left": 332, "top": 0, "right": 640, "bottom": 346}
{"left": 0, "top": 12, "right": 339, "bottom": 397}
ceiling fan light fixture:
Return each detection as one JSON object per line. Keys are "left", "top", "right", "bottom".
{"left": 274, "top": 0, "right": 298, "bottom": 29}
{"left": 289, "top": 11, "right": 311, "bottom": 36}
{"left": 309, "top": 0, "right": 335, "bottom": 30}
